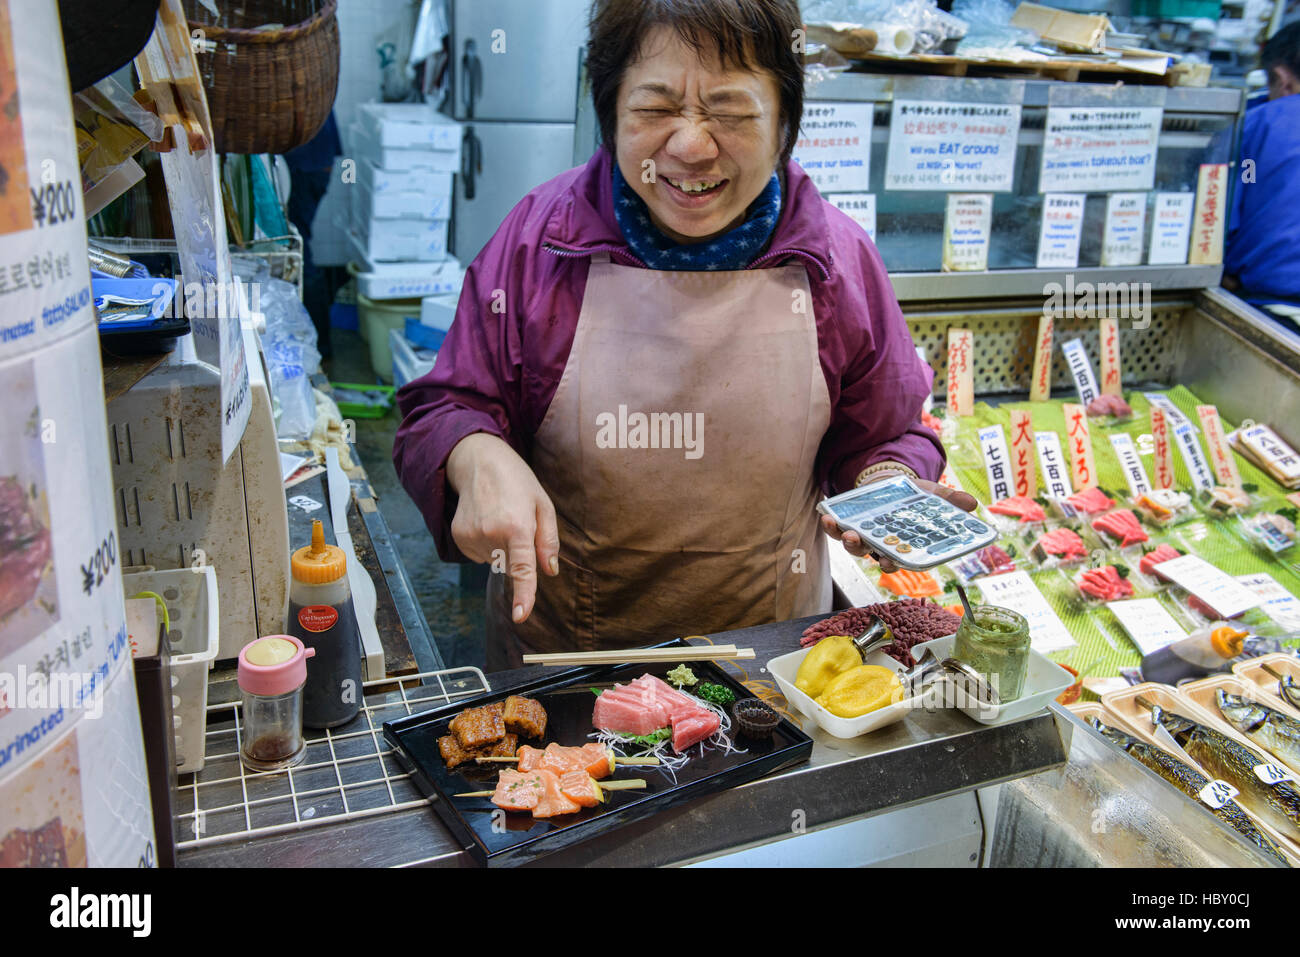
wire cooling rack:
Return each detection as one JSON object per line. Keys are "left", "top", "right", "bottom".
{"left": 175, "top": 667, "right": 489, "bottom": 849}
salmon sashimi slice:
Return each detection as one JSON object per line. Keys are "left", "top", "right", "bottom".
{"left": 531, "top": 768, "right": 582, "bottom": 817}
{"left": 1139, "top": 544, "right": 1182, "bottom": 579}
{"left": 578, "top": 743, "right": 614, "bottom": 778}
{"left": 558, "top": 770, "right": 603, "bottom": 808}
{"left": 877, "top": 569, "right": 942, "bottom": 598}
{"left": 491, "top": 770, "right": 545, "bottom": 812}
{"left": 1092, "top": 508, "right": 1149, "bottom": 548}
{"left": 987, "top": 495, "right": 1046, "bottom": 523}
{"left": 1065, "top": 487, "right": 1116, "bottom": 514}
{"left": 515, "top": 744, "right": 545, "bottom": 772}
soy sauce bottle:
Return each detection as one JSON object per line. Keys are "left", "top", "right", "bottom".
{"left": 289, "top": 520, "right": 363, "bottom": 728}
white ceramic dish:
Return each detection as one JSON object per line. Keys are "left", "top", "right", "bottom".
{"left": 908, "top": 634, "right": 1074, "bottom": 726}
{"left": 767, "top": 644, "right": 936, "bottom": 739}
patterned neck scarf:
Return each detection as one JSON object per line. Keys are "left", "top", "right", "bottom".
{"left": 612, "top": 164, "right": 781, "bottom": 271}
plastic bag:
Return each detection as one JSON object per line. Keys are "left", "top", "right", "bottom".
{"left": 258, "top": 278, "right": 321, "bottom": 440}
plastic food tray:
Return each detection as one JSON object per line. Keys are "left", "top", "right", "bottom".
{"left": 766, "top": 644, "right": 935, "bottom": 739}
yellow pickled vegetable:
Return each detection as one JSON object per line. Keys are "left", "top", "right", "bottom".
{"left": 815, "top": 665, "right": 902, "bottom": 718}
{"left": 795, "top": 636, "right": 861, "bottom": 698}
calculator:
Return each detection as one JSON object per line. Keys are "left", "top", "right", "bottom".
{"left": 818, "top": 476, "right": 998, "bottom": 571}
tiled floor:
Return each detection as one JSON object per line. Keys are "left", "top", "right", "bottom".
{"left": 323, "top": 328, "right": 487, "bottom": 671}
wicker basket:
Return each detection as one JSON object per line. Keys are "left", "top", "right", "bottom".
{"left": 185, "top": 0, "right": 339, "bottom": 155}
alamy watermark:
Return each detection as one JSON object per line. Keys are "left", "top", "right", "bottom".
{"left": 1042, "top": 274, "right": 1152, "bottom": 330}
{"left": 594, "top": 405, "right": 705, "bottom": 460}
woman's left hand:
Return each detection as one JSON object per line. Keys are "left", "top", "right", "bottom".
{"left": 820, "top": 478, "right": 980, "bottom": 573}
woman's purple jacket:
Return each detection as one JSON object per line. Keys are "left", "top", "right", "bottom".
{"left": 393, "top": 147, "right": 946, "bottom": 562}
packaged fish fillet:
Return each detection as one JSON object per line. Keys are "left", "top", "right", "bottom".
{"left": 1129, "top": 488, "right": 1197, "bottom": 528}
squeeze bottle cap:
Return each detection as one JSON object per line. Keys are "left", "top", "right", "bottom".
{"left": 291, "top": 519, "right": 347, "bottom": 584}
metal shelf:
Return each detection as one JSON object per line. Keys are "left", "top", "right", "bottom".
{"left": 175, "top": 667, "right": 489, "bottom": 850}
{"left": 890, "top": 262, "right": 1223, "bottom": 302}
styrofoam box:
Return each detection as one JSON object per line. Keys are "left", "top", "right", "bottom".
{"left": 351, "top": 218, "right": 450, "bottom": 263}
{"left": 350, "top": 245, "right": 464, "bottom": 300}
{"left": 356, "top": 102, "right": 462, "bottom": 149}
{"left": 420, "top": 293, "right": 459, "bottom": 331}
{"left": 352, "top": 175, "right": 452, "bottom": 222}
{"left": 355, "top": 134, "right": 461, "bottom": 173}
{"left": 358, "top": 158, "right": 454, "bottom": 202}
{"left": 390, "top": 328, "right": 437, "bottom": 389}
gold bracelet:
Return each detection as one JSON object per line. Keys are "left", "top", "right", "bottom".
{"left": 855, "top": 461, "right": 919, "bottom": 487}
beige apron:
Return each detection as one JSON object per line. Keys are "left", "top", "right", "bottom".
{"left": 486, "top": 254, "right": 832, "bottom": 670}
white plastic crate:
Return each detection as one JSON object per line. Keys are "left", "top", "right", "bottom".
{"left": 356, "top": 103, "right": 462, "bottom": 151}
{"left": 350, "top": 218, "right": 450, "bottom": 263}
{"left": 358, "top": 159, "right": 453, "bottom": 202}
{"left": 351, "top": 177, "right": 453, "bottom": 224}
{"left": 350, "top": 123, "right": 461, "bottom": 173}
{"left": 348, "top": 251, "right": 464, "bottom": 301}
{"left": 420, "top": 293, "right": 459, "bottom": 331}
{"left": 124, "top": 566, "right": 220, "bottom": 774}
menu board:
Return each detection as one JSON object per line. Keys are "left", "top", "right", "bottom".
{"left": 1101, "top": 192, "right": 1147, "bottom": 266}
{"left": 792, "top": 102, "right": 873, "bottom": 193}
{"left": 942, "top": 194, "right": 993, "bottom": 271}
{"left": 1148, "top": 192, "right": 1194, "bottom": 265}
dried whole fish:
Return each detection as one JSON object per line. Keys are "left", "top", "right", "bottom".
{"left": 1215, "top": 689, "right": 1300, "bottom": 775}
{"left": 1089, "top": 717, "right": 1288, "bottom": 866}
{"left": 1261, "top": 663, "right": 1300, "bottom": 712}
{"left": 1139, "top": 696, "right": 1300, "bottom": 841}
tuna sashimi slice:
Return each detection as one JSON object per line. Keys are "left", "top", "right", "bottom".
{"left": 1092, "top": 508, "right": 1149, "bottom": 548}
{"left": 1077, "top": 566, "right": 1134, "bottom": 600}
{"left": 592, "top": 692, "right": 669, "bottom": 736}
{"left": 671, "top": 710, "right": 721, "bottom": 752}
{"left": 988, "top": 495, "right": 1046, "bottom": 523}
{"left": 1035, "top": 528, "right": 1088, "bottom": 561}
{"left": 1066, "top": 486, "right": 1116, "bottom": 514}
{"left": 1139, "top": 544, "right": 1182, "bottom": 579}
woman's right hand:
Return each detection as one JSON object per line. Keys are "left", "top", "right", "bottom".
{"left": 445, "top": 433, "right": 560, "bottom": 624}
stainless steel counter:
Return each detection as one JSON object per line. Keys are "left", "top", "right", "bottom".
{"left": 178, "top": 615, "right": 1068, "bottom": 868}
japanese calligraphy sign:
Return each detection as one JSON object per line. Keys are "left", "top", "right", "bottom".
{"left": 792, "top": 102, "right": 873, "bottom": 192}
{"left": 1101, "top": 192, "right": 1147, "bottom": 267}
{"left": 1148, "top": 192, "right": 1194, "bottom": 265}
{"left": 1063, "top": 403, "right": 1098, "bottom": 490}
{"left": 1039, "top": 105, "right": 1162, "bottom": 193}
{"left": 1173, "top": 421, "right": 1215, "bottom": 491}
{"left": 1029, "top": 315, "right": 1054, "bottom": 402}
{"left": 1098, "top": 317, "right": 1122, "bottom": 396}
{"left": 1036, "top": 193, "right": 1085, "bottom": 269}
{"left": 1238, "top": 424, "right": 1300, "bottom": 486}
{"left": 886, "top": 99, "right": 1021, "bottom": 192}
{"left": 1196, "top": 405, "right": 1242, "bottom": 489}
{"left": 979, "top": 425, "right": 1013, "bottom": 502}
{"left": 1109, "top": 433, "right": 1152, "bottom": 497}
{"left": 1061, "top": 337, "right": 1099, "bottom": 406}
{"left": 1151, "top": 406, "right": 1176, "bottom": 490}
{"left": 1010, "top": 410, "right": 1037, "bottom": 497}
{"left": 1144, "top": 392, "right": 1195, "bottom": 431}
{"left": 942, "top": 194, "right": 993, "bottom": 272}
{"left": 947, "top": 327, "right": 974, "bottom": 416}
{"left": 829, "top": 193, "right": 876, "bottom": 241}
{"left": 1036, "top": 430, "right": 1074, "bottom": 499}
{"left": 1188, "top": 163, "right": 1227, "bottom": 266}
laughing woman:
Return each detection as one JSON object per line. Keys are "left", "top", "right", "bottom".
{"left": 394, "top": 0, "right": 970, "bottom": 669}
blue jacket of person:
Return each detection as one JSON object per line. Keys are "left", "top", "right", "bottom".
{"left": 1225, "top": 93, "right": 1300, "bottom": 303}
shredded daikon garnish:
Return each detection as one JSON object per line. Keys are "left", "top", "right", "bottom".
{"left": 589, "top": 691, "right": 746, "bottom": 784}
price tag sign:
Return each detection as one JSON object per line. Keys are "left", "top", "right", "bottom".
{"left": 1107, "top": 597, "right": 1186, "bottom": 655}
{"left": 1029, "top": 315, "right": 1055, "bottom": 402}
{"left": 1198, "top": 779, "right": 1240, "bottom": 809}
{"left": 1063, "top": 403, "right": 1098, "bottom": 491}
{"left": 978, "top": 425, "right": 1013, "bottom": 502}
{"left": 947, "top": 327, "right": 975, "bottom": 416}
{"left": 1036, "top": 430, "right": 1074, "bottom": 500}
{"left": 1150, "top": 406, "right": 1176, "bottom": 490}
{"left": 978, "top": 570, "right": 1076, "bottom": 653}
{"left": 1155, "top": 554, "right": 1261, "bottom": 619}
{"left": 1189, "top": 163, "right": 1228, "bottom": 266}
{"left": 1254, "top": 763, "right": 1299, "bottom": 786}
{"left": 1010, "top": 410, "right": 1037, "bottom": 497}
{"left": 1236, "top": 572, "right": 1300, "bottom": 631}
{"left": 1196, "top": 405, "right": 1242, "bottom": 489}
{"left": 1061, "top": 338, "right": 1099, "bottom": 407}
{"left": 1172, "top": 422, "right": 1215, "bottom": 491}
{"left": 1110, "top": 433, "right": 1152, "bottom": 497}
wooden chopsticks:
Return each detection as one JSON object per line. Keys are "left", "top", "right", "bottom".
{"left": 521, "top": 645, "right": 754, "bottom": 667}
